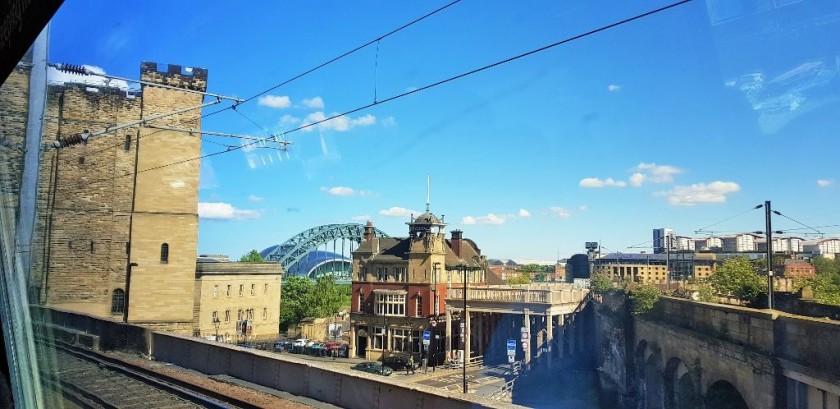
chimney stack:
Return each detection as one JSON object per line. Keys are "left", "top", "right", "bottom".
{"left": 364, "top": 221, "right": 375, "bottom": 242}
{"left": 451, "top": 230, "right": 463, "bottom": 257}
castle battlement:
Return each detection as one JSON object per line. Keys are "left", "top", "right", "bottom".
{"left": 140, "top": 62, "right": 207, "bottom": 92}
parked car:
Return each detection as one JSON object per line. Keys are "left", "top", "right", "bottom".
{"left": 273, "top": 341, "right": 291, "bottom": 352}
{"left": 381, "top": 355, "right": 419, "bottom": 371}
{"left": 291, "top": 338, "right": 309, "bottom": 353}
{"left": 323, "top": 341, "right": 345, "bottom": 358}
{"left": 351, "top": 362, "right": 392, "bottom": 376}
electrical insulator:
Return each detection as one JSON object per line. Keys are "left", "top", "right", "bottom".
{"left": 55, "top": 63, "right": 89, "bottom": 75}
{"left": 52, "top": 131, "right": 90, "bottom": 148}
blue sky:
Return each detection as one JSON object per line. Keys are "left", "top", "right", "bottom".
{"left": 47, "top": 1, "right": 840, "bottom": 262}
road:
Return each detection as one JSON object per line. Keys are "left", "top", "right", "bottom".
{"left": 267, "top": 350, "right": 515, "bottom": 398}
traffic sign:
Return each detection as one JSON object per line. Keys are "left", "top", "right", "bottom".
{"left": 507, "top": 355, "right": 515, "bottom": 364}
{"left": 506, "top": 339, "right": 516, "bottom": 351}
{"left": 423, "top": 330, "right": 431, "bottom": 341}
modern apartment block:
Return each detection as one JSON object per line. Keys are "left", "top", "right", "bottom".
{"left": 652, "top": 228, "right": 674, "bottom": 254}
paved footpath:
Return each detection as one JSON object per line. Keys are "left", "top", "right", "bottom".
{"left": 409, "top": 364, "right": 511, "bottom": 396}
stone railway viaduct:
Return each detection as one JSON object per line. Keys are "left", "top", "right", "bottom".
{"left": 596, "top": 294, "right": 840, "bottom": 409}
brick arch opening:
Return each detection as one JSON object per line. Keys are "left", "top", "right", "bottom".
{"left": 635, "top": 340, "right": 649, "bottom": 403}
{"left": 644, "top": 347, "right": 663, "bottom": 409}
{"left": 664, "top": 358, "right": 700, "bottom": 409}
{"left": 705, "top": 380, "right": 748, "bottom": 409}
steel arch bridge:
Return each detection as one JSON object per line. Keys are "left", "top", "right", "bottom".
{"left": 260, "top": 223, "right": 390, "bottom": 279}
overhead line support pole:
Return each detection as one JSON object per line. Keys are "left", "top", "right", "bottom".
{"left": 766, "top": 200, "right": 773, "bottom": 310}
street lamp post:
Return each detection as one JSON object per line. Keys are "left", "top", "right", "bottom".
{"left": 462, "top": 264, "right": 467, "bottom": 393}
{"left": 212, "top": 316, "right": 221, "bottom": 341}
{"left": 432, "top": 262, "right": 440, "bottom": 369}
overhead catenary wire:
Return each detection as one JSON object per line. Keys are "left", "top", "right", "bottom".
{"left": 44, "top": 1, "right": 459, "bottom": 169}
{"left": 694, "top": 204, "right": 763, "bottom": 234}
{"left": 56, "top": 0, "right": 695, "bottom": 190}
{"left": 772, "top": 210, "right": 824, "bottom": 237}
{"left": 211, "top": 0, "right": 465, "bottom": 113}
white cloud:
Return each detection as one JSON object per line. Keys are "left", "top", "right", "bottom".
{"left": 635, "top": 162, "right": 681, "bottom": 183}
{"left": 381, "top": 116, "right": 397, "bottom": 127}
{"left": 461, "top": 213, "right": 506, "bottom": 225}
{"left": 656, "top": 181, "right": 740, "bottom": 206}
{"left": 518, "top": 208, "right": 531, "bottom": 218}
{"left": 353, "top": 114, "right": 376, "bottom": 126}
{"left": 724, "top": 80, "right": 736, "bottom": 88}
{"left": 48, "top": 65, "right": 133, "bottom": 90}
{"left": 629, "top": 172, "right": 646, "bottom": 187}
{"left": 301, "top": 111, "right": 377, "bottom": 132}
{"left": 608, "top": 84, "right": 622, "bottom": 92}
{"left": 379, "top": 207, "right": 421, "bottom": 218}
{"left": 198, "top": 202, "right": 261, "bottom": 220}
{"left": 258, "top": 95, "right": 292, "bottom": 109}
{"left": 579, "top": 177, "right": 627, "bottom": 188}
{"left": 303, "top": 96, "right": 325, "bottom": 109}
{"left": 280, "top": 114, "right": 300, "bottom": 124}
{"left": 578, "top": 205, "right": 588, "bottom": 212}
{"left": 549, "top": 207, "right": 571, "bottom": 219}
{"left": 248, "top": 194, "right": 264, "bottom": 202}
{"left": 817, "top": 179, "right": 833, "bottom": 188}
{"left": 351, "top": 215, "right": 371, "bottom": 222}
{"left": 321, "top": 186, "right": 367, "bottom": 196}
{"left": 321, "top": 186, "right": 371, "bottom": 196}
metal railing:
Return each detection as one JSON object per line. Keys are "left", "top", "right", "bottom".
{"left": 490, "top": 361, "right": 522, "bottom": 400}
{"left": 446, "top": 286, "right": 589, "bottom": 305}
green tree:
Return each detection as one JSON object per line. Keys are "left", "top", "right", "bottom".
{"left": 311, "top": 275, "right": 343, "bottom": 317}
{"left": 807, "top": 273, "right": 840, "bottom": 306}
{"left": 279, "top": 277, "right": 314, "bottom": 330}
{"left": 239, "top": 250, "right": 264, "bottom": 262}
{"left": 697, "top": 282, "right": 717, "bottom": 303}
{"left": 628, "top": 284, "right": 661, "bottom": 315}
{"left": 797, "top": 257, "right": 840, "bottom": 306}
{"left": 534, "top": 272, "right": 548, "bottom": 282}
{"left": 278, "top": 276, "right": 347, "bottom": 331}
{"left": 506, "top": 273, "right": 531, "bottom": 285}
{"left": 590, "top": 271, "right": 613, "bottom": 294}
{"left": 812, "top": 256, "right": 840, "bottom": 276}
{"left": 709, "top": 257, "right": 765, "bottom": 302}
{"left": 520, "top": 264, "right": 542, "bottom": 273}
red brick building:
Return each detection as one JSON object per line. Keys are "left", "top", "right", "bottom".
{"left": 348, "top": 208, "right": 486, "bottom": 362}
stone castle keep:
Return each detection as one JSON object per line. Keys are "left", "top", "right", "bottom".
{"left": 2, "top": 61, "right": 207, "bottom": 331}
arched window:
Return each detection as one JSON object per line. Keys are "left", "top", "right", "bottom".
{"left": 111, "top": 289, "right": 125, "bottom": 314}
{"left": 160, "top": 243, "right": 169, "bottom": 263}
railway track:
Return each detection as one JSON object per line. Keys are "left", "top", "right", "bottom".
{"left": 39, "top": 343, "right": 260, "bottom": 409}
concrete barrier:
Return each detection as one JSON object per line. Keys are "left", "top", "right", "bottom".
{"left": 153, "top": 332, "right": 510, "bottom": 409}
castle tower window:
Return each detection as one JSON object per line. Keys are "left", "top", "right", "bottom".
{"left": 124, "top": 134, "right": 131, "bottom": 151}
{"left": 160, "top": 243, "right": 169, "bottom": 263}
{"left": 111, "top": 289, "right": 125, "bottom": 314}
